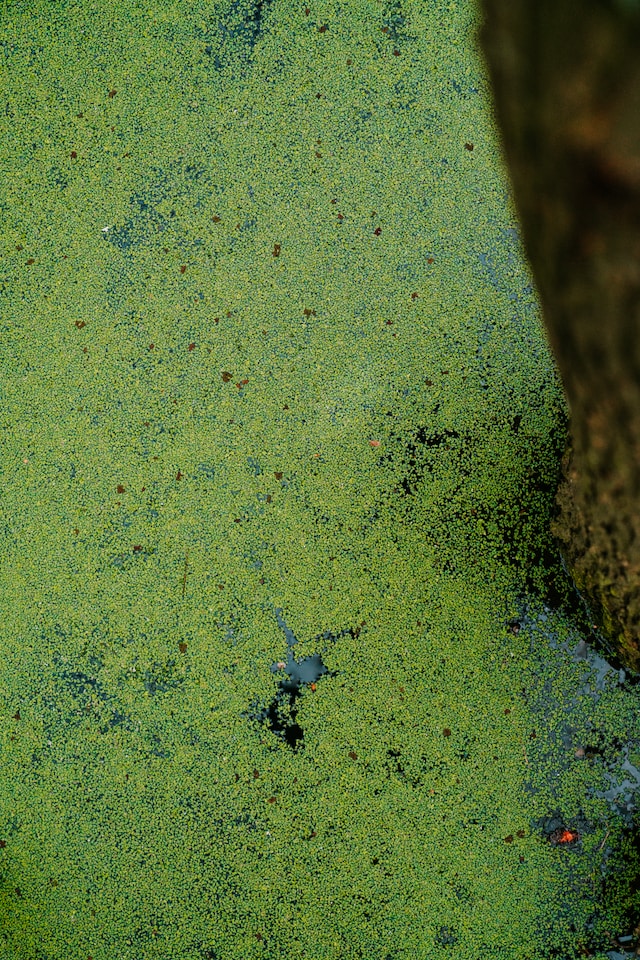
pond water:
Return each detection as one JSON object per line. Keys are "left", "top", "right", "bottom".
{"left": 1, "top": 0, "right": 639, "bottom": 957}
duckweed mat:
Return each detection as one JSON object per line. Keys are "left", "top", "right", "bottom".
{"left": 1, "top": 0, "right": 640, "bottom": 957}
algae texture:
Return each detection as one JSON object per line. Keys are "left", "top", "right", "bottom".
{"left": 0, "top": 0, "right": 639, "bottom": 958}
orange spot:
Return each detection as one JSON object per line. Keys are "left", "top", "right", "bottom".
{"left": 310, "top": 683, "right": 317, "bottom": 691}
{"left": 369, "top": 439, "right": 380, "bottom": 447}
{"left": 558, "top": 829, "right": 579, "bottom": 844}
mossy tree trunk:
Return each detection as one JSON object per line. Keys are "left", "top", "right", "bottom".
{"left": 480, "top": 0, "right": 640, "bottom": 670}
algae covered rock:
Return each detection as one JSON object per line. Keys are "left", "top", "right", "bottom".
{"left": 0, "top": 0, "right": 639, "bottom": 957}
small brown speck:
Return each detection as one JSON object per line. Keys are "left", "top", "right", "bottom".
{"left": 443, "top": 728, "right": 451, "bottom": 737}
{"left": 0, "top": 840, "right": 6, "bottom": 849}
{"left": 176, "top": 470, "right": 183, "bottom": 481}
{"left": 132, "top": 545, "right": 142, "bottom": 552}
{"left": 516, "top": 830, "right": 525, "bottom": 838}
{"left": 465, "top": 142, "right": 474, "bottom": 151}
{"left": 70, "top": 150, "right": 77, "bottom": 159}
{"left": 117, "top": 485, "right": 125, "bottom": 494}
{"left": 180, "top": 265, "right": 186, "bottom": 274}
{"left": 275, "top": 471, "right": 283, "bottom": 480}
{"left": 411, "top": 292, "right": 419, "bottom": 299}
{"left": 272, "top": 242, "right": 281, "bottom": 257}
{"left": 212, "top": 215, "right": 221, "bottom": 222}
{"left": 75, "top": 320, "right": 86, "bottom": 329}
{"left": 393, "top": 49, "right": 400, "bottom": 56}
{"left": 427, "top": 257, "right": 434, "bottom": 264}
{"left": 374, "top": 226, "right": 382, "bottom": 236}
{"left": 108, "top": 89, "right": 117, "bottom": 98}
{"left": 348, "top": 750, "right": 358, "bottom": 760}
{"left": 179, "top": 642, "right": 187, "bottom": 654}
{"left": 346, "top": 58, "right": 352, "bottom": 65}
{"left": 504, "top": 708, "right": 511, "bottom": 715}
{"left": 267, "top": 796, "right": 276, "bottom": 803}
{"left": 305, "top": 7, "right": 310, "bottom": 14}
{"left": 26, "top": 258, "right": 35, "bottom": 265}
{"left": 318, "top": 24, "right": 327, "bottom": 32}
{"left": 222, "top": 371, "right": 232, "bottom": 382}
{"left": 188, "top": 342, "right": 195, "bottom": 351}
{"left": 504, "top": 835, "right": 514, "bottom": 843}
{"left": 149, "top": 343, "right": 154, "bottom": 350}
{"left": 253, "top": 769, "right": 260, "bottom": 778}
{"left": 13, "top": 711, "right": 20, "bottom": 721}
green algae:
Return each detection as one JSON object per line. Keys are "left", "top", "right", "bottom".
{"left": 0, "top": 0, "right": 639, "bottom": 957}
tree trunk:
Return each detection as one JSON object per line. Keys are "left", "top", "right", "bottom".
{"left": 480, "top": 0, "right": 640, "bottom": 671}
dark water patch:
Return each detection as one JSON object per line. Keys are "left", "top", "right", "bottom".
{"left": 381, "top": 0, "right": 408, "bottom": 43}
{"left": 435, "top": 926, "right": 459, "bottom": 947}
{"left": 143, "top": 658, "right": 185, "bottom": 696}
{"left": 104, "top": 161, "right": 210, "bottom": 255}
{"left": 243, "top": 609, "right": 362, "bottom": 750}
{"left": 377, "top": 423, "right": 464, "bottom": 497}
{"left": 205, "top": 0, "right": 274, "bottom": 71}
{"left": 516, "top": 604, "right": 640, "bottom": 954}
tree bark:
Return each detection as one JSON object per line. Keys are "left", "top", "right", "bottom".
{"left": 480, "top": 0, "right": 640, "bottom": 671}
